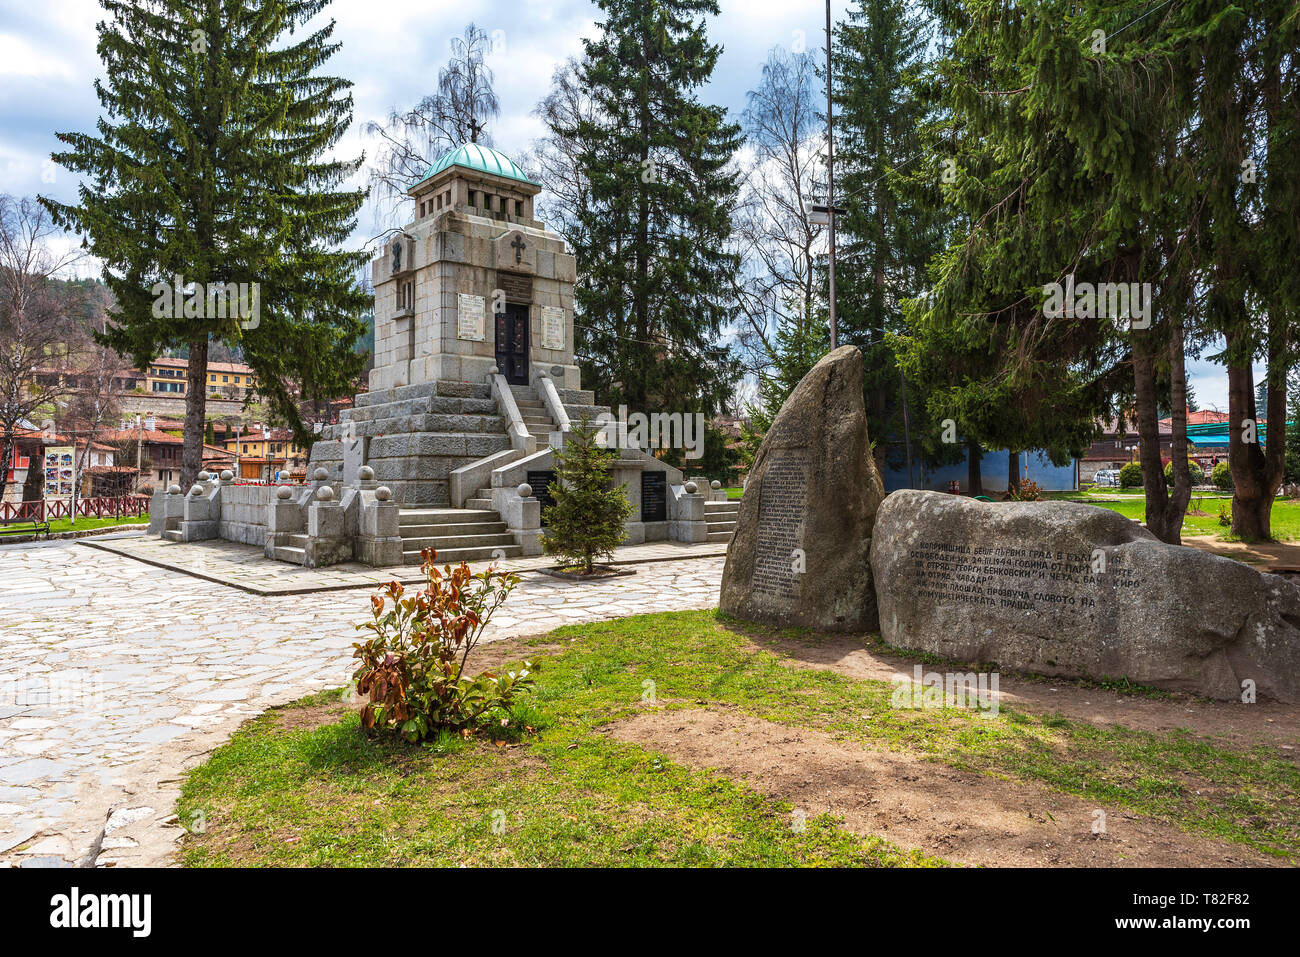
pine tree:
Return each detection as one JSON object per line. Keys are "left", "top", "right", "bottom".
{"left": 900, "top": 1, "right": 1185, "bottom": 527}
{"left": 831, "top": 0, "right": 947, "bottom": 474}
{"left": 42, "top": 0, "right": 369, "bottom": 488}
{"left": 541, "top": 416, "right": 633, "bottom": 575}
{"left": 561, "top": 0, "right": 743, "bottom": 419}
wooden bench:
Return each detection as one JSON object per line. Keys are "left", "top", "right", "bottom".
{"left": 0, "top": 521, "right": 52, "bottom": 541}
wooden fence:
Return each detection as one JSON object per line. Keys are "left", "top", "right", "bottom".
{"left": 0, "top": 495, "right": 150, "bottom": 524}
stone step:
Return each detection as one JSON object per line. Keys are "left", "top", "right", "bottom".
{"left": 405, "top": 543, "right": 523, "bottom": 564}
{"left": 400, "top": 531, "right": 517, "bottom": 551}
{"left": 285, "top": 533, "right": 309, "bottom": 547}
{"left": 273, "top": 545, "right": 306, "bottom": 563}
{"left": 400, "top": 507, "right": 499, "bottom": 526}
{"left": 706, "top": 520, "right": 737, "bottom": 533}
{"left": 705, "top": 501, "right": 740, "bottom": 511}
{"left": 706, "top": 530, "right": 734, "bottom": 543}
{"left": 162, "top": 529, "right": 183, "bottom": 543}
{"left": 521, "top": 414, "right": 551, "bottom": 424}
{"left": 400, "top": 521, "right": 507, "bottom": 538}
{"left": 465, "top": 497, "right": 493, "bottom": 509}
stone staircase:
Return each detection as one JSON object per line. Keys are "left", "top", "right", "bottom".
{"left": 270, "top": 533, "right": 309, "bottom": 564}
{"left": 510, "top": 386, "right": 556, "bottom": 447}
{"left": 705, "top": 499, "right": 739, "bottom": 543}
{"left": 398, "top": 507, "right": 522, "bottom": 564}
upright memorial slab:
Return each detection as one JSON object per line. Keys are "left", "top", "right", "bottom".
{"left": 871, "top": 489, "right": 1300, "bottom": 703}
{"left": 720, "top": 345, "right": 884, "bottom": 631}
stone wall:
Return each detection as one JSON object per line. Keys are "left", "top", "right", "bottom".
{"left": 217, "top": 484, "right": 278, "bottom": 547}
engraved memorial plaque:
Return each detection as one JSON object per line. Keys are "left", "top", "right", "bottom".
{"left": 640, "top": 471, "right": 666, "bottom": 523}
{"left": 752, "top": 449, "right": 809, "bottom": 599}
{"left": 541, "top": 306, "right": 565, "bottom": 351}
{"left": 528, "top": 470, "right": 557, "bottom": 514}
{"left": 457, "top": 293, "right": 485, "bottom": 341}
{"left": 497, "top": 271, "right": 533, "bottom": 303}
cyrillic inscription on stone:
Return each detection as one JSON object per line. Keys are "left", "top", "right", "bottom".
{"left": 457, "top": 293, "right": 485, "bottom": 341}
{"left": 541, "top": 306, "right": 565, "bottom": 350}
{"left": 906, "top": 541, "right": 1144, "bottom": 613}
{"left": 498, "top": 271, "right": 533, "bottom": 303}
{"left": 753, "top": 450, "right": 808, "bottom": 598}
{"left": 640, "top": 471, "right": 666, "bottom": 523}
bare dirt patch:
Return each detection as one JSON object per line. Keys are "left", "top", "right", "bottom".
{"left": 732, "top": 627, "right": 1300, "bottom": 754}
{"left": 1183, "top": 533, "right": 1300, "bottom": 568}
{"left": 609, "top": 707, "right": 1285, "bottom": 867}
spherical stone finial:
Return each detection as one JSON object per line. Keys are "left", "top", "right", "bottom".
{"left": 316, "top": 485, "right": 335, "bottom": 502}
{"left": 276, "top": 485, "right": 293, "bottom": 500}
{"left": 358, "top": 465, "right": 375, "bottom": 482}
{"left": 220, "top": 469, "right": 234, "bottom": 482}
{"left": 684, "top": 481, "right": 698, "bottom": 494}
{"left": 188, "top": 484, "right": 204, "bottom": 497}
{"left": 313, "top": 467, "right": 329, "bottom": 482}
{"left": 375, "top": 486, "right": 392, "bottom": 502}
{"left": 168, "top": 484, "right": 182, "bottom": 495}
{"left": 488, "top": 365, "right": 499, "bottom": 376}
{"left": 711, "top": 480, "right": 721, "bottom": 490}
{"left": 197, "top": 470, "right": 211, "bottom": 482}
{"left": 517, "top": 483, "right": 532, "bottom": 498}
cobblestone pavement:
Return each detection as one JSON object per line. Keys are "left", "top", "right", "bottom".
{"left": 0, "top": 539, "right": 723, "bottom": 868}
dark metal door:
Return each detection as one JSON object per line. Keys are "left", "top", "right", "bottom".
{"left": 495, "top": 302, "right": 530, "bottom": 385}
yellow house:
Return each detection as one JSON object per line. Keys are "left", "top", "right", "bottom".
{"left": 223, "top": 428, "right": 308, "bottom": 474}
{"left": 145, "top": 357, "right": 258, "bottom": 399}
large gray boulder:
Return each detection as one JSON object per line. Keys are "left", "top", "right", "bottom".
{"left": 871, "top": 489, "right": 1300, "bottom": 702}
{"left": 720, "top": 345, "right": 885, "bottom": 631}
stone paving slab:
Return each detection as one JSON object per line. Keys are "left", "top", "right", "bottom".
{"left": 81, "top": 535, "right": 729, "bottom": 594}
{"left": 0, "top": 540, "right": 723, "bottom": 868}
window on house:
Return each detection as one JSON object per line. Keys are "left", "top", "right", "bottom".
{"left": 436, "top": 194, "right": 443, "bottom": 210}
{"left": 444, "top": 190, "right": 451, "bottom": 207}
{"left": 515, "top": 200, "right": 523, "bottom": 216}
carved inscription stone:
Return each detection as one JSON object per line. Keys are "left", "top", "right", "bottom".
{"left": 457, "top": 293, "right": 485, "bottom": 341}
{"left": 752, "top": 450, "right": 808, "bottom": 599}
{"left": 871, "top": 489, "right": 1300, "bottom": 703}
{"left": 541, "top": 306, "right": 565, "bottom": 351}
{"left": 720, "top": 345, "right": 884, "bottom": 631}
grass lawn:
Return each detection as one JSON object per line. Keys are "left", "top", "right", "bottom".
{"left": 1043, "top": 490, "right": 1300, "bottom": 540}
{"left": 45, "top": 514, "right": 150, "bottom": 534}
{"left": 177, "top": 610, "right": 1300, "bottom": 867}
{"left": 0, "top": 514, "right": 149, "bottom": 536}
{"left": 726, "top": 486, "right": 743, "bottom": 499}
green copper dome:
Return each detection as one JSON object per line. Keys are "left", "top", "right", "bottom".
{"left": 417, "top": 143, "right": 537, "bottom": 186}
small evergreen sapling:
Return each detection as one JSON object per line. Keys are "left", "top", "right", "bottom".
{"left": 541, "top": 415, "right": 633, "bottom": 574}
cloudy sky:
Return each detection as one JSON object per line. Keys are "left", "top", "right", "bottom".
{"left": 0, "top": 0, "right": 1246, "bottom": 411}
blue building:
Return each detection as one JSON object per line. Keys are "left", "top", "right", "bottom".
{"left": 881, "top": 447, "right": 1078, "bottom": 493}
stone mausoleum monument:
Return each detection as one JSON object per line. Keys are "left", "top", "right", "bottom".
{"left": 149, "top": 144, "right": 738, "bottom": 567}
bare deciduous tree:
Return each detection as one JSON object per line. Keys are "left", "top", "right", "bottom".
{"left": 732, "top": 47, "right": 826, "bottom": 407}
{"left": 364, "top": 23, "right": 501, "bottom": 223}
{"left": 0, "top": 195, "right": 81, "bottom": 503}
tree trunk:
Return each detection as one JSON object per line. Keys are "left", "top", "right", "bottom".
{"left": 182, "top": 337, "right": 209, "bottom": 488}
{"left": 0, "top": 430, "right": 13, "bottom": 505}
{"left": 1132, "top": 331, "right": 1177, "bottom": 541}
{"left": 1161, "top": 318, "right": 1193, "bottom": 544}
{"left": 967, "top": 439, "right": 983, "bottom": 495}
{"left": 1007, "top": 449, "right": 1020, "bottom": 493}
{"left": 1226, "top": 320, "right": 1285, "bottom": 542}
